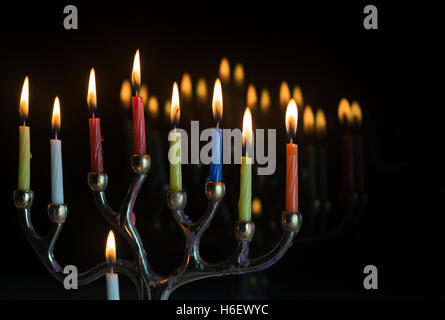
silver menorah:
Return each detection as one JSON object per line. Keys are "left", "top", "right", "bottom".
{"left": 13, "top": 154, "right": 302, "bottom": 300}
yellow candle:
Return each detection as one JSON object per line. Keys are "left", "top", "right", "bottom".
{"left": 18, "top": 77, "right": 31, "bottom": 190}
{"left": 169, "top": 82, "right": 182, "bottom": 191}
{"left": 239, "top": 107, "right": 253, "bottom": 221}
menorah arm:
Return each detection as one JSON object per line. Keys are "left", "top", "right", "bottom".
{"left": 13, "top": 189, "right": 141, "bottom": 294}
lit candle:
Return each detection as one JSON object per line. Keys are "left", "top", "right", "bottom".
{"left": 87, "top": 68, "right": 104, "bottom": 173}
{"left": 351, "top": 101, "right": 364, "bottom": 194}
{"left": 338, "top": 98, "right": 354, "bottom": 195}
{"left": 131, "top": 50, "right": 147, "bottom": 155}
{"left": 285, "top": 99, "right": 299, "bottom": 213}
{"left": 18, "top": 77, "right": 31, "bottom": 190}
{"left": 303, "top": 105, "right": 316, "bottom": 202}
{"left": 50, "top": 97, "right": 64, "bottom": 204}
{"left": 105, "top": 230, "right": 120, "bottom": 300}
{"left": 239, "top": 107, "right": 253, "bottom": 222}
{"left": 208, "top": 79, "right": 223, "bottom": 182}
{"left": 169, "top": 82, "right": 182, "bottom": 191}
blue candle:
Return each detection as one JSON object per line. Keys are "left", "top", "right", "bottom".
{"left": 208, "top": 128, "right": 222, "bottom": 182}
{"left": 208, "top": 79, "right": 223, "bottom": 182}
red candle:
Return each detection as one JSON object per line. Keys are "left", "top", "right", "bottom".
{"left": 87, "top": 68, "right": 104, "bottom": 173}
{"left": 131, "top": 50, "right": 147, "bottom": 155}
{"left": 285, "top": 99, "right": 299, "bottom": 212}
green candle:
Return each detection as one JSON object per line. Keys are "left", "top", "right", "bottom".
{"left": 239, "top": 156, "right": 252, "bottom": 221}
{"left": 169, "top": 130, "right": 182, "bottom": 191}
{"left": 18, "top": 77, "right": 31, "bottom": 190}
{"left": 169, "top": 82, "right": 182, "bottom": 191}
{"left": 238, "top": 107, "right": 253, "bottom": 221}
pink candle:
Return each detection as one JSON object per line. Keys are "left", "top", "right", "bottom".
{"left": 87, "top": 68, "right": 104, "bottom": 173}
{"left": 131, "top": 50, "right": 146, "bottom": 155}
{"left": 285, "top": 99, "right": 299, "bottom": 212}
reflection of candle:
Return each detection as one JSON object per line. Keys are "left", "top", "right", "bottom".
{"left": 196, "top": 77, "right": 208, "bottom": 104}
{"left": 239, "top": 107, "right": 253, "bottom": 221}
{"left": 351, "top": 101, "right": 365, "bottom": 194}
{"left": 292, "top": 85, "right": 304, "bottom": 114}
{"left": 219, "top": 57, "right": 232, "bottom": 128}
{"left": 315, "top": 108, "right": 329, "bottom": 203}
{"left": 18, "top": 77, "right": 31, "bottom": 191}
{"left": 279, "top": 81, "right": 291, "bottom": 109}
{"left": 169, "top": 82, "right": 182, "bottom": 191}
{"left": 260, "top": 88, "right": 271, "bottom": 114}
{"left": 120, "top": 79, "right": 133, "bottom": 158}
{"left": 105, "top": 231, "right": 120, "bottom": 300}
{"left": 87, "top": 68, "right": 104, "bottom": 173}
{"left": 285, "top": 100, "right": 299, "bottom": 213}
{"left": 180, "top": 72, "right": 193, "bottom": 103}
{"left": 303, "top": 105, "right": 316, "bottom": 201}
{"left": 50, "top": 97, "right": 64, "bottom": 204}
{"left": 208, "top": 79, "right": 223, "bottom": 182}
{"left": 131, "top": 50, "right": 146, "bottom": 155}
{"left": 338, "top": 98, "right": 354, "bottom": 194}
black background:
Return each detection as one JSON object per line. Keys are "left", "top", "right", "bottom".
{"left": 0, "top": 1, "right": 442, "bottom": 301}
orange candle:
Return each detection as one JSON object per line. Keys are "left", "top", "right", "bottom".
{"left": 285, "top": 99, "right": 299, "bottom": 212}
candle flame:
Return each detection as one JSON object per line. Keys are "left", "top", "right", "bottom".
{"left": 52, "top": 97, "right": 61, "bottom": 133}
{"left": 252, "top": 197, "right": 262, "bottom": 217}
{"left": 120, "top": 79, "right": 132, "bottom": 109}
{"left": 219, "top": 57, "right": 230, "bottom": 83}
{"left": 105, "top": 230, "right": 116, "bottom": 262}
{"left": 87, "top": 68, "right": 97, "bottom": 115}
{"left": 148, "top": 96, "right": 159, "bottom": 118}
{"left": 212, "top": 79, "right": 223, "bottom": 125}
{"left": 132, "top": 49, "right": 141, "bottom": 94}
{"left": 242, "top": 107, "right": 253, "bottom": 150}
{"left": 140, "top": 84, "right": 149, "bottom": 105}
{"left": 20, "top": 76, "right": 29, "bottom": 122}
{"left": 260, "top": 88, "right": 271, "bottom": 113}
{"left": 246, "top": 84, "right": 257, "bottom": 108}
{"left": 233, "top": 63, "right": 245, "bottom": 86}
{"left": 279, "top": 81, "right": 291, "bottom": 108}
{"left": 351, "top": 101, "right": 362, "bottom": 126}
{"left": 171, "top": 82, "right": 180, "bottom": 126}
{"left": 196, "top": 77, "right": 207, "bottom": 102}
{"left": 303, "top": 105, "right": 314, "bottom": 135}
{"left": 315, "top": 108, "right": 327, "bottom": 136}
{"left": 285, "top": 99, "right": 298, "bottom": 142}
{"left": 292, "top": 85, "right": 304, "bottom": 109}
{"left": 180, "top": 73, "right": 193, "bottom": 101}
{"left": 337, "top": 98, "right": 352, "bottom": 125}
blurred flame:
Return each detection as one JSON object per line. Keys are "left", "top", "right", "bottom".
{"left": 164, "top": 100, "right": 171, "bottom": 117}
{"left": 246, "top": 84, "right": 257, "bottom": 108}
{"left": 87, "top": 68, "right": 97, "bottom": 113}
{"left": 120, "top": 79, "right": 132, "bottom": 109}
{"left": 285, "top": 99, "right": 298, "bottom": 142}
{"left": 315, "top": 108, "right": 327, "bottom": 136}
{"left": 132, "top": 49, "right": 141, "bottom": 92}
{"left": 279, "top": 81, "right": 291, "bottom": 108}
{"left": 303, "top": 105, "right": 314, "bottom": 135}
{"left": 20, "top": 76, "right": 29, "bottom": 121}
{"left": 196, "top": 77, "right": 207, "bottom": 102}
{"left": 52, "top": 97, "right": 61, "bottom": 132}
{"left": 242, "top": 107, "right": 253, "bottom": 149}
{"left": 252, "top": 197, "right": 262, "bottom": 217}
{"left": 219, "top": 57, "right": 230, "bottom": 83}
{"left": 180, "top": 73, "right": 193, "bottom": 101}
{"left": 233, "top": 63, "right": 245, "bottom": 86}
{"left": 140, "top": 84, "right": 149, "bottom": 104}
{"left": 292, "top": 85, "right": 304, "bottom": 109}
{"left": 212, "top": 79, "right": 223, "bottom": 124}
{"left": 171, "top": 82, "right": 180, "bottom": 126}
{"left": 351, "top": 101, "right": 362, "bottom": 126}
{"left": 260, "top": 88, "right": 271, "bottom": 113}
{"left": 105, "top": 230, "right": 116, "bottom": 262}
{"left": 148, "top": 96, "right": 159, "bottom": 118}
{"left": 338, "top": 98, "right": 352, "bottom": 125}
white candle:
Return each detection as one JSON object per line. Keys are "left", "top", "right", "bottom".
{"left": 106, "top": 273, "right": 120, "bottom": 300}
{"left": 105, "top": 230, "right": 120, "bottom": 300}
{"left": 51, "top": 97, "right": 64, "bottom": 204}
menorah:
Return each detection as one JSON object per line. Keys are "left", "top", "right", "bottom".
{"left": 13, "top": 154, "right": 302, "bottom": 300}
